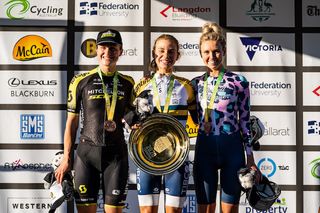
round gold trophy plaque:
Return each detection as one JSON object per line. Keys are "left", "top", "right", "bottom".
{"left": 128, "top": 114, "right": 190, "bottom": 175}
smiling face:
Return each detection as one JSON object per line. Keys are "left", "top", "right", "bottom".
{"left": 200, "top": 40, "right": 225, "bottom": 72}
{"left": 153, "top": 38, "right": 179, "bottom": 75}
{"left": 96, "top": 43, "right": 123, "bottom": 72}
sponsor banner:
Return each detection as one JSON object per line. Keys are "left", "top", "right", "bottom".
{"left": 303, "top": 0, "right": 320, "bottom": 27}
{"left": 151, "top": 0, "right": 219, "bottom": 27}
{"left": 252, "top": 111, "right": 296, "bottom": 146}
{"left": 303, "top": 151, "right": 320, "bottom": 185}
{"left": 227, "top": 33, "right": 295, "bottom": 66}
{"left": 303, "top": 73, "right": 320, "bottom": 106}
{"left": 0, "top": 110, "right": 65, "bottom": 144}
{"left": 239, "top": 72, "right": 296, "bottom": 106}
{"left": 74, "top": 31, "right": 143, "bottom": 65}
{"left": 255, "top": 151, "right": 296, "bottom": 185}
{"left": 75, "top": 0, "right": 143, "bottom": 26}
{"left": 0, "top": 149, "right": 61, "bottom": 183}
{"left": 304, "top": 191, "right": 320, "bottom": 213}
{"left": 0, "top": 189, "right": 67, "bottom": 213}
{"left": 303, "top": 112, "right": 320, "bottom": 145}
{"left": 151, "top": 33, "right": 203, "bottom": 66}
{"left": 0, "top": 71, "right": 67, "bottom": 105}
{"left": 0, "top": 31, "right": 67, "bottom": 64}
{"left": 0, "top": 0, "right": 68, "bottom": 26}
{"left": 227, "top": 0, "right": 294, "bottom": 27}
{"left": 303, "top": 34, "right": 320, "bottom": 66}
{"left": 239, "top": 190, "right": 295, "bottom": 213}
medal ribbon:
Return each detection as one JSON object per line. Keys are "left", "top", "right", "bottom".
{"left": 97, "top": 67, "right": 118, "bottom": 121}
{"left": 151, "top": 74, "right": 174, "bottom": 113}
{"left": 203, "top": 68, "right": 225, "bottom": 122}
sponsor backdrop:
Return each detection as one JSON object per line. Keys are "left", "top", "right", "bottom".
{"left": 0, "top": 0, "right": 319, "bottom": 212}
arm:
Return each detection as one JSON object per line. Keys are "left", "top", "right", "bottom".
{"left": 55, "top": 113, "right": 79, "bottom": 183}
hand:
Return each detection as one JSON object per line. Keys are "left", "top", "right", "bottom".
{"left": 131, "top": 123, "right": 141, "bottom": 130}
{"left": 54, "top": 159, "right": 70, "bottom": 184}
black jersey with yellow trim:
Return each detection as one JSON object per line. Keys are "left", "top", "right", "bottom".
{"left": 67, "top": 67, "right": 135, "bottom": 146}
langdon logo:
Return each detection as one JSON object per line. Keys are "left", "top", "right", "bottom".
{"left": 20, "top": 114, "right": 45, "bottom": 139}
{"left": 312, "top": 86, "right": 320, "bottom": 96}
{"left": 246, "top": 0, "right": 275, "bottom": 22}
{"left": 308, "top": 120, "right": 320, "bottom": 135}
{"left": 160, "top": 5, "right": 211, "bottom": 20}
{"left": 240, "top": 37, "right": 283, "bottom": 61}
{"left": 13, "top": 35, "right": 52, "bottom": 61}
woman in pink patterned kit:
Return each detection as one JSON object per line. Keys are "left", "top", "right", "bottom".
{"left": 191, "top": 22, "right": 260, "bottom": 213}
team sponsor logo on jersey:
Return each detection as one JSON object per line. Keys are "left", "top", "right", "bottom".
{"left": 309, "top": 157, "right": 320, "bottom": 179}
{"left": 312, "top": 86, "right": 320, "bottom": 96}
{"left": 4, "top": 0, "right": 64, "bottom": 19}
{"left": 160, "top": 4, "right": 211, "bottom": 21}
{"left": 240, "top": 37, "right": 283, "bottom": 61}
{"left": 20, "top": 114, "right": 45, "bottom": 139}
{"left": 246, "top": 0, "right": 275, "bottom": 22}
{"left": 79, "top": 1, "right": 139, "bottom": 17}
{"left": 13, "top": 35, "right": 52, "bottom": 61}
{"left": 307, "top": 120, "right": 320, "bottom": 135}
{"left": 307, "top": 5, "right": 320, "bottom": 17}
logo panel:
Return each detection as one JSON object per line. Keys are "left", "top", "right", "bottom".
{"left": 303, "top": 33, "right": 320, "bottom": 66}
{"left": 255, "top": 151, "right": 296, "bottom": 185}
{"left": 75, "top": 32, "right": 143, "bottom": 65}
{"left": 0, "top": 0, "right": 67, "bottom": 26}
{"left": 303, "top": 112, "right": 320, "bottom": 145}
{"left": 0, "top": 32, "right": 67, "bottom": 64}
{"left": 227, "top": 0, "right": 294, "bottom": 27}
{"left": 303, "top": 73, "right": 320, "bottom": 106}
{"left": 239, "top": 72, "right": 295, "bottom": 106}
{"left": 20, "top": 114, "right": 45, "bottom": 139}
{"left": 75, "top": 0, "right": 143, "bottom": 26}
{"left": 151, "top": 0, "right": 218, "bottom": 27}
{"left": 304, "top": 151, "right": 320, "bottom": 185}
{"left": 226, "top": 33, "right": 295, "bottom": 66}
{"left": 303, "top": 0, "right": 320, "bottom": 27}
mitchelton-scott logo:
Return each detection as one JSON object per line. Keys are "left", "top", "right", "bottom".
{"left": 13, "top": 35, "right": 52, "bottom": 61}
{"left": 5, "top": 0, "right": 30, "bottom": 19}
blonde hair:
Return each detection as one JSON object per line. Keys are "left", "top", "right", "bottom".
{"left": 199, "top": 22, "right": 226, "bottom": 50}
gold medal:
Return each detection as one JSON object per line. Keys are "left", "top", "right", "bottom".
{"left": 104, "top": 120, "right": 117, "bottom": 132}
{"left": 203, "top": 121, "right": 212, "bottom": 134}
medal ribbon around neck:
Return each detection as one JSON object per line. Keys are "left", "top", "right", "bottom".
{"left": 97, "top": 67, "right": 119, "bottom": 122}
{"left": 203, "top": 67, "right": 225, "bottom": 122}
{"left": 151, "top": 74, "right": 175, "bottom": 113}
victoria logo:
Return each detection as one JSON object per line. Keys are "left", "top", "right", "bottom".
{"left": 5, "top": 0, "right": 30, "bottom": 19}
{"left": 240, "top": 37, "right": 262, "bottom": 61}
{"left": 246, "top": 0, "right": 275, "bottom": 22}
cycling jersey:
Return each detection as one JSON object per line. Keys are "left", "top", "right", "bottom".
{"left": 67, "top": 67, "right": 135, "bottom": 146}
{"left": 134, "top": 73, "right": 197, "bottom": 208}
{"left": 191, "top": 70, "right": 252, "bottom": 147}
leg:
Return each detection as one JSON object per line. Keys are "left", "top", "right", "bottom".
{"left": 73, "top": 153, "right": 100, "bottom": 213}
{"left": 136, "top": 168, "right": 161, "bottom": 213}
{"left": 163, "top": 161, "right": 190, "bottom": 213}
{"left": 193, "top": 134, "right": 219, "bottom": 213}
{"left": 220, "top": 202, "right": 239, "bottom": 213}
{"left": 102, "top": 147, "right": 129, "bottom": 212}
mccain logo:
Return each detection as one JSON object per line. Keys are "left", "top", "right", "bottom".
{"left": 13, "top": 35, "right": 52, "bottom": 61}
